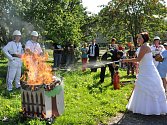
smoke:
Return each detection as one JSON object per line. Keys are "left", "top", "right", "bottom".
{"left": 0, "top": 4, "right": 44, "bottom": 44}
{"left": 87, "top": 61, "right": 121, "bottom": 69}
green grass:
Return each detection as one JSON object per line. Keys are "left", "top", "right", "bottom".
{"left": 0, "top": 58, "right": 135, "bottom": 125}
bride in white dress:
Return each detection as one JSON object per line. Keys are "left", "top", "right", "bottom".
{"left": 122, "top": 32, "right": 167, "bottom": 115}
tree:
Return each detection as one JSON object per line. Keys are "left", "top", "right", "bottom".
{"left": 98, "top": 0, "right": 167, "bottom": 46}
{"left": 0, "top": 0, "right": 89, "bottom": 46}
{"left": 21, "top": 0, "right": 88, "bottom": 45}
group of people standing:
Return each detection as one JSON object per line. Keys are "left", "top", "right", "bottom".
{"left": 52, "top": 43, "right": 75, "bottom": 70}
{"left": 2, "top": 30, "right": 43, "bottom": 92}
{"left": 81, "top": 33, "right": 167, "bottom": 116}
{"left": 81, "top": 38, "right": 123, "bottom": 85}
{"left": 81, "top": 38, "right": 126, "bottom": 73}
{"left": 81, "top": 39, "right": 105, "bottom": 72}
{"left": 2, "top": 29, "right": 167, "bottom": 116}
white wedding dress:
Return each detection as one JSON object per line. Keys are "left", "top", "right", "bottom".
{"left": 127, "top": 47, "right": 167, "bottom": 115}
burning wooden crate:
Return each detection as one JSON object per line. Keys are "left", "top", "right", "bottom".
{"left": 20, "top": 52, "right": 64, "bottom": 119}
{"left": 21, "top": 79, "right": 64, "bottom": 119}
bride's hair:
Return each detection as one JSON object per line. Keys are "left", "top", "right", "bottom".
{"left": 140, "top": 32, "right": 149, "bottom": 43}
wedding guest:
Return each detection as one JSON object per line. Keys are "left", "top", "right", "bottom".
{"left": 157, "top": 42, "right": 167, "bottom": 91}
{"left": 87, "top": 39, "right": 99, "bottom": 72}
{"left": 81, "top": 42, "right": 88, "bottom": 72}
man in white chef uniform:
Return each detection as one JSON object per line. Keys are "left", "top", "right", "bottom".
{"left": 25, "top": 31, "right": 43, "bottom": 55}
{"left": 25, "top": 31, "right": 43, "bottom": 81}
{"left": 3, "top": 30, "right": 24, "bottom": 91}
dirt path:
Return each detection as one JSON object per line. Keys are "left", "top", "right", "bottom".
{"left": 108, "top": 111, "right": 167, "bottom": 125}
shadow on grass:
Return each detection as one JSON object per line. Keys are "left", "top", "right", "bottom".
{"left": 87, "top": 79, "right": 113, "bottom": 94}
{"left": 121, "top": 75, "right": 136, "bottom": 79}
{"left": 87, "top": 81, "right": 103, "bottom": 94}
{"left": 0, "top": 65, "right": 7, "bottom": 78}
{"left": 0, "top": 60, "right": 7, "bottom": 63}
{"left": 87, "top": 74, "right": 134, "bottom": 94}
{"left": 0, "top": 85, "right": 21, "bottom": 99}
{"left": 90, "top": 68, "right": 111, "bottom": 81}
{"left": 86, "top": 69, "right": 116, "bottom": 93}
{"left": 81, "top": 70, "right": 91, "bottom": 75}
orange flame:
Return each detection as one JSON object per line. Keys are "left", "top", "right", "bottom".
{"left": 21, "top": 52, "right": 54, "bottom": 85}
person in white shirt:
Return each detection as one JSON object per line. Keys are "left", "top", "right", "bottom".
{"left": 2, "top": 30, "right": 24, "bottom": 91}
{"left": 25, "top": 31, "right": 43, "bottom": 55}
{"left": 150, "top": 36, "right": 165, "bottom": 67}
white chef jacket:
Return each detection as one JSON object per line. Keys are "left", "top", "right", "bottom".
{"left": 3, "top": 41, "right": 24, "bottom": 62}
{"left": 25, "top": 40, "right": 43, "bottom": 55}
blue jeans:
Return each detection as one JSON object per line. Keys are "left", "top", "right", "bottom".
{"left": 53, "top": 53, "right": 62, "bottom": 68}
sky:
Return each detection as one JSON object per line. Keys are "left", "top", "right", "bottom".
{"left": 81, "top": 0, "right": 110, "bottom": 14}
{"left": 82, "top": 0, "right": 167, "bottom": 14}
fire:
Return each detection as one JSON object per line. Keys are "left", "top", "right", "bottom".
{"left": 21, "top": 52, "right": 54, "bottom": 85}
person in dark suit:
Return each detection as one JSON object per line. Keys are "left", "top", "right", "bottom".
{"left": 99, "top": 49, "right": 123, "bottom": 83}
{"left": 87, "top": 39, "right": 99, "bottom": 72}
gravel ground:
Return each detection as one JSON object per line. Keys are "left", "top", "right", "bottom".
{"left": 108, "top": 111, "right": 167, "bottom": 125}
